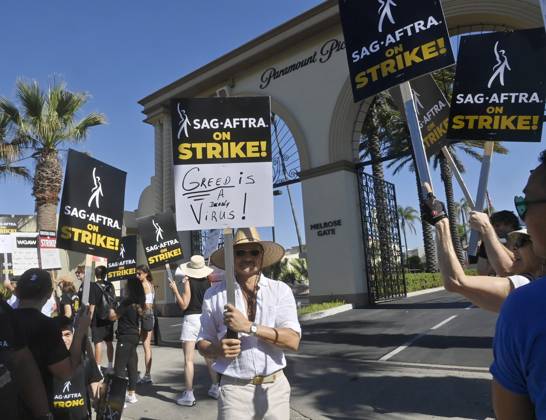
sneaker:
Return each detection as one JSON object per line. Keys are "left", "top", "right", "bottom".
{"left": 125, "top": 393, "right": 138, "bottom": 404}
{"left": 176, "top": 390, "right": 196, "bottom": 407}
{"left": 208, "top": 384, "right": 220, "bottom": 400}
{"left": 137, "top": 374, "right": 153, "bottom": 385}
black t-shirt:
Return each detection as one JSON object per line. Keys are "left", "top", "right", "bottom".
{"left": 116, "top": 300, "right": 140, "bottom": 337}
{"left": 185, "top": 278, "right": 210, "bottom": 315}
{"left": 51, "top": 356, "right": 103, "bottom": 420}
{"left": 11, "top": 308, "right": 70, "bottom": 397}
{"left": 61, "top": 292, "right": 80, "bottom": 319}
{"left": 89, "top": 281, "right": 115, "bottom": 327}
{"left": 0, "top": 300, "right": 24, "bottom": 420}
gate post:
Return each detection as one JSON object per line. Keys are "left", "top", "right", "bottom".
{"left": 301, "top": 162, "right": 368, "bottom": 306}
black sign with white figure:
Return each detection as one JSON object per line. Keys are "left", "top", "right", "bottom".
{"left": 447, "top": 28, "right": 546, "bottom": 142}
{"left": 107, "top": 236, "right": 137, "bottom": 281}
{"left": 136, "top": 212, "right": 183, "bottom": 269}
{"left": 410, "top": 74, "right": 453, "bottom": 156}
{"left": 338, "top": 0, "right": 454, "bottom": 101}
{"left": 171, "top": 97, "right": 271, "bottom": 165}
{"left": 171, "top": 97, "right": 274, "bottom": 230}
{"left": 56, "top": 149, "right": 127, "bottom": 258}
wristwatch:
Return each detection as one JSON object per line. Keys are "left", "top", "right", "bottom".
{"left": 249, "top": 323, "right": 258, "bottom": 336}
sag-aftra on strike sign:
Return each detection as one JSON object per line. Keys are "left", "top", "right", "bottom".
{"left": 447, "top": 28, "right": 546, "bottom": 142}
{"left": 339, "top": 0, "right": 454, "bottom": 101}
{"left": 56, "top": 150, "right": 126, "bottom": 258}
{"left": 171, "top": 97, "right": 274, "bottom": 231}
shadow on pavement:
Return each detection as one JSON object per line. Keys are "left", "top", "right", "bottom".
{"left": 286, "top": 358, "right": 494, "bottom": 419}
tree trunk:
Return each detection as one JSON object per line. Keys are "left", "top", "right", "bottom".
{"left": 33, "top": 150, "right": 62, "bottom": 231}
{"left": 439, "top": 155, "right": 465, "bottom": 265}
{"left": 415, "top": 176, "right": 438, "bottom": 272}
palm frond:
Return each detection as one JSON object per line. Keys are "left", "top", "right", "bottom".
{"left": 71, "top": 113, "right": 107, "bottom": 141}
{"left": 16, "top": 80, "right": 45, "bottom": 120}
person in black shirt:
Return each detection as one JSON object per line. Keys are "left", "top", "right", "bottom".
{"left": 57, "top": 275, "right": 80, "bottom": 320}
{"left": 51, "top": 316, "right": 103, "bottom": 420}
{"left": 88, "top": 265, "right": 115, "bottom": 371}
{"left": 11, "top": 268, "right": 92, "bottom": 417}
{"left": 0, "top": 298, "right": 52, "bottom": 420}
{"left": 169, "top": 255, "right": 219, "bottom": 406}
{"left": 108, "top": 277, "right": 144, "bottom": 405}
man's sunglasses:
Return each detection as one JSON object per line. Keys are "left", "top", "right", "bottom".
{"left": 235, "top": 249, "right": 262, "bottom": 257}
{"left": 514, "top": 196, "right": 546, "bottom": 220}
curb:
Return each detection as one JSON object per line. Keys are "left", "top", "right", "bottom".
{"left": 298, "top": 303, "right": 353, "bottom": 321}
{"left": 406, "top": 286, "right": 445, "bottom": 297}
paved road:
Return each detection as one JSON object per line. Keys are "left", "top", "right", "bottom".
{"left": 137, "top": 289, "right": 498, "bottom": 419}
{"left": 158, "top": 289, "right": 496, "bottom": 368}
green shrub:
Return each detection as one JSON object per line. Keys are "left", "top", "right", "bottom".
{"left": 298, "top": 300, "right": 346, "bottom": 316}
{"left": 405, "top": 272, "right": 442, "bottom": 292}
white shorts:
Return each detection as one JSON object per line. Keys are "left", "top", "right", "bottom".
{"left": 180, "top": 314, "right": 201, "bottom": 342}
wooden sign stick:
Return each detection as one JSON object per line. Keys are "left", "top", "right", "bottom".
{"left": 223, "top": 228, "right": 238, "bottom": 339}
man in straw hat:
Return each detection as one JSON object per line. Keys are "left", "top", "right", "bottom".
{"left": 197, "top": 228, "right": 301, "bottom": 419}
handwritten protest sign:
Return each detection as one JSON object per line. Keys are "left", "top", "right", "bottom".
{"left": 56, "top": 149, "right": 126, "bottom": 258}
{"left": 11, "top": 233, "right": 39, "bottom": 276}
{"left": 107, "top": 236, "right": 137, "bottom": 281}
{"left": 447, "top": 28, "right": 546, "bottom": 142}
{"left": 171, "top": 97, "right": 273, "bottom": 230}
{"left": 38, "top": 230, "right": 62, "bottom": 270}
{"left": 136, "top": 212, "right": 183, "bottom": 269}
{"left": 338, "top": 0, "right": 454, "bottom": 101}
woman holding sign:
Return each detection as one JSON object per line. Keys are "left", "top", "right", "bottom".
{"left": 421, "top": 191, "right": 546, "bottom": 312}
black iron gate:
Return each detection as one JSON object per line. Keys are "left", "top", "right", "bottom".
{"left": 357, "top": 168, "right": 406, "bottom": 303}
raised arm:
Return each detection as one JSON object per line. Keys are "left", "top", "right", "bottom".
{"left": 470, "top": 211, "right": 515, "bottom": 276}
{"left": 169, "top": 277, "right": 191, "bottom": 311}
{"left": 435, "top": 218, "right": 513, "bottom": 312}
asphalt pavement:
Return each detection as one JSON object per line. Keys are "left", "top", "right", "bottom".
{"left": 120, "top": 289, "right": 497, "bottom": 419}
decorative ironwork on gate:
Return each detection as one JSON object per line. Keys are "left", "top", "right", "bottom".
{"left": 357, "top": 168, "right": 406, "bottom": 303}
{"left": 272, "top": 113, "right": 301, "bottom": 188}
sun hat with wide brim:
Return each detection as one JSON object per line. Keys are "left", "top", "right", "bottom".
{"left": 177, "top": 255, "right": 214, "bottom": 278}
{"left": 210, "top": 227, "right": 285, "bottom": 270}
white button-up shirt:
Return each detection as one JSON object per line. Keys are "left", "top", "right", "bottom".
{"left": 197, "top": 274, "right": 301, "bottom": 379}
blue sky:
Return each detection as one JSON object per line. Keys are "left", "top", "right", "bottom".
{"left": 1, "top": 1, "right": 544, "bottom": 252}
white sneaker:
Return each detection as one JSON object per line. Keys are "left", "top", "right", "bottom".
{"left": 208, "top": 384, "right": 220, "bottom": 400}
{"left": 137, "top": 374, "right": 153, "bottom": 384}
{"left": 125, "top": 393, "right": 138, "bottom": 404}
{"left": 176, "top": 390, "right": 196, "bottom": 407}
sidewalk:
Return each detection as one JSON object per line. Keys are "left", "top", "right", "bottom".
{"left": 119, "top": 344, "right": 493, "bottom": 420}
{"left": 121, "top": 346, "right": 309, "bottom": 420}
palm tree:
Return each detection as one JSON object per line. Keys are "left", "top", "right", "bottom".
{"left": 0, "top": 79, "right": 106, "bottom": 230}
{"left": 397, "top": 206, "right": 419, "bottom": 260}
{"left": 289, "top": 258, "right": 309, "bottom": 284}
{"left": 360, "top": 92, "right": 440, "bottom": 272}
{"left": 0, "top": 113, "right": 31, "bottom": 180}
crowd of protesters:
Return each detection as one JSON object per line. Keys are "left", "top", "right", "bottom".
{"left": 2, "top": 150, "right": 545, "bottom": 419}
{"left": 0, "top": 224, "right": 301, "bottom": 419}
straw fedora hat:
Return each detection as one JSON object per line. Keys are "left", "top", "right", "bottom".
{"left": 177, "top": 255, "right": 214, "bottom": 278}
{"left": 210, "top": 227, "right": 285, "bottom": 269}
